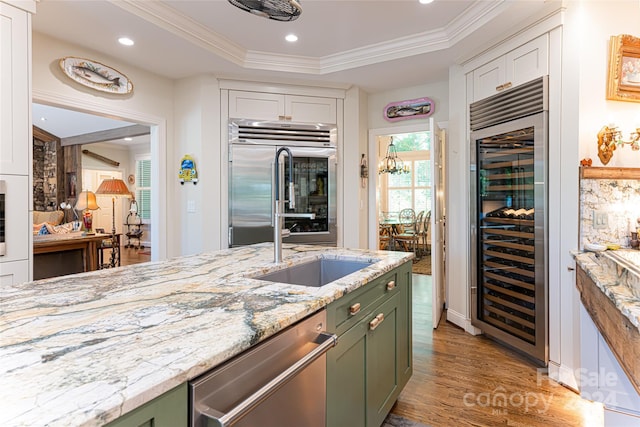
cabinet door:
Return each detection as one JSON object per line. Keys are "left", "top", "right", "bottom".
{"left": 366, "top": 292, "right": 400, "bottom": 427}
{"left": 473, "top": 56, "right": 506, "bottom": 102}
{"left": 229, "top": 91, "right": 285, "bottom": 121}
{"left": 0, "top": 2, "right": 30, "bottom": 176}
{"left": 105, "top": 383, "right": 187, "bottom": 427}
{"left": 0, "top": 259, "right": 29, "bottom": 285}
{"left": 472, "top": 34, "right": 548, "bottom": 102}
{"left": 1, "top": 174, "right": 29, "bottom": 263}
{"left": 326, "top": 319, "right": 367, "bottom": 427}
{"left": 286, "top": 95, "right": 337, "bottom": 124}
{"left": 396, "top": 262, "right": 413, "bottom": 387}
{"left": 505, "top": 34, "right": 548, "bottom": 90}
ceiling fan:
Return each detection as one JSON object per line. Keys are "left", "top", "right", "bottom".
{"left": 227, "top": 0, "right": 302, "bottom": 22}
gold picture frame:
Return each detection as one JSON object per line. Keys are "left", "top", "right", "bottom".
{"left": 607, "top": 34, "right": 640, "bottom": 102}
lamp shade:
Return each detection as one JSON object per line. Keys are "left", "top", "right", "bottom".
{"left": 74, "top": 191, "right": 99, "bottom": 210}
{"left": 96, "top": 178, "right": 132, "bottom": 197}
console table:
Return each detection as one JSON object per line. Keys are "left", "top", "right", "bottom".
{"left": 33, "top": 232, "right": 110, "bottom": 279}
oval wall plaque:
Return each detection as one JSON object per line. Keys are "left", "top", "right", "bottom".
{"left": 383, "top": 96, "right": 434, "bottom": 122}
{"left": 59, "top": 57, "right": 133, "bottom": 95}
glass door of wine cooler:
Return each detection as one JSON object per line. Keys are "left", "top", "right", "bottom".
{"left": 471, "top": 113, "right": 547, "bottom": 365}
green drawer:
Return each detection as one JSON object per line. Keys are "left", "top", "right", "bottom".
{"left": 327, "top": 269, "right": 399, "bottom": 336}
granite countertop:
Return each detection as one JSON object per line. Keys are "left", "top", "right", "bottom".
{"left": 0, "top": 243, "right": 412, "bottom": 427}
{"left": 573, "top": 249, "right": 640, "bottom": 333}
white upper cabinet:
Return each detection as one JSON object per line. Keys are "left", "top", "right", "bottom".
{"left": 285, "top": 95, "right": 337, "bottom": 124}
{"left": 229, "top": 91, "right": 337, "bottom": 124}
{"left": 472, "top": 34, "right": 549, "bottom": 102}
{"left": 0, "top": 1, "right": 31, "bottom": 176}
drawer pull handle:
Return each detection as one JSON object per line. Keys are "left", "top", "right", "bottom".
{"left": 369, "top": 313, "right": 385, "bottom": 331}
{"left": 386, "top": 280, "right": 396, "bottom": 291}
{"left": 349, "top": 303, "right": 361, "bottom": 315}
{"left": 496, "top": 84, "right": 504, "bottom": 91}
{"left": 503, "top": 81, "right": 512, "bottom": 89}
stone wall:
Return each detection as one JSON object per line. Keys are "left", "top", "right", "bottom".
{"left": 580, "top": 178, "right": 640, "bottom": 248}
{"left": 33, "top": 138, "right": 64, "bottom": 212}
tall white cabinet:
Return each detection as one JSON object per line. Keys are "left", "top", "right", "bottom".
{"left": 453, "top": 16, "right": 577, "bottom": 386}
{"left": 0, "top": 0, "right": 34, "bottom": 285}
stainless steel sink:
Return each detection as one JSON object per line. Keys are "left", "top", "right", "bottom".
{"left": 255, "top": 258, "right": 374, "bottom": 287}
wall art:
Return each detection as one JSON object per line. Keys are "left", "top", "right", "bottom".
{"left": 59, "top": 57, "right": 133, "bottom": 95}
{"left": 383, "top": 97, "right": 434, "bottom": 122}
{"left": 607, "top": 34, "right": 640, "bottom": 103}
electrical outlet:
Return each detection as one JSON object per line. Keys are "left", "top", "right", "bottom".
{"left": 593, "top": 210, "right": 608, "bottom": 229}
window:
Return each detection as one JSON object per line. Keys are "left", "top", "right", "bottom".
{"left": 380, "top": 132, "right": 431, "bottom": 214}
{"left": 135, "top": 156, "right": 151, "bottom": 221}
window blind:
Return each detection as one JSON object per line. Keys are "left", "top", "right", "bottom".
{"left": 135, "top": 159, "right": 151, "bottom": 221}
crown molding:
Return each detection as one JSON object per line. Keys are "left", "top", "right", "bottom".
{"left": 110, "top": 0, "right": 247, "bottom": 65}
{"left": 109, "top": 0, "right": 513, "bottom": 76}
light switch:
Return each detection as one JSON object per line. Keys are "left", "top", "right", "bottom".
{"left": 187, "top": 200, "right": 196, "bottom": 213}
{"left": 592, "top": 210, "right": 608, "bottom": 229}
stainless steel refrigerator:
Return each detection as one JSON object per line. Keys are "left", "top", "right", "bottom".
{"left": 228, "top": 119, "right": 337, "bottom": 247}
{"left": 470, "top": 77, "right": 548, "bottom": 365}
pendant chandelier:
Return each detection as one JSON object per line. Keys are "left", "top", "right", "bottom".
{"left": 378, "top": 137, "right": 410, "bottom": 175}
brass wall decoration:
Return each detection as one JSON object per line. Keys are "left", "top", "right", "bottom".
{"left": 597, "top": 125, "right": 640, "bottom": 165}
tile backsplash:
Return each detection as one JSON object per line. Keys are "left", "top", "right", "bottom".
{"left": 580, "top": 178, "right": 640, "bottom": 248}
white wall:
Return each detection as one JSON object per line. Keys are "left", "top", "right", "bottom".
{"left": 367, "top": 80, "right": 449, "bottom": 130}
{"left": 570, "top": 0, "right": 640, "bottom": 390}
{"left": 173, "top": 75, "right": 221, "bottom": 255}
{"left": 32, "top": 31, "right": 173, "bottom": 260}
{"left": 575, "top": 1, "right": 640, "bottom": 168}
{"left": 344, "top": 86, "right": 369, "bottom": 249}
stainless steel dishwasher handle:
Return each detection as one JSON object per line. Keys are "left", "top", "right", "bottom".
{"left": 199, "top": 331, "right": 337, "bottom": 427}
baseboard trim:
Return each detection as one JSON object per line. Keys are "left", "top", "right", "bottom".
{"left": 547, "top": 361, "right": 579, "bottom": 392}
{"left": 446, "top": 309, "right": 482, "bottom": 335}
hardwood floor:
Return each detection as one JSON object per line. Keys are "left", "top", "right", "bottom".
{"left": 391, "top": 274, "right": 604, "bottom": 427}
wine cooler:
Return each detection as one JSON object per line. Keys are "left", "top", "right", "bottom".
{"left": 470, "top": 77, "right": 548, "bottom": 365}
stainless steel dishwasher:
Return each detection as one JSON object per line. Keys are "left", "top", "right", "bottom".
{"left": 189, "top": 309, "right": 336, "bottom": 427}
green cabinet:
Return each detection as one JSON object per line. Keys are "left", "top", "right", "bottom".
{"left": 326, "top": 261, "right": 412, "bottom": 427}
{"left": 105, "top": 383, "right": 187, "bottom": 427}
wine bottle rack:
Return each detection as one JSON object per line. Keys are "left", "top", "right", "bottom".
{"left": 477, "top": 134, "right": 539, "bottom": 346}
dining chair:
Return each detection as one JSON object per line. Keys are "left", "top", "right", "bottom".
{"left": 420, "top": 210, "right": 432, "bottom": 255}
{"left": 394, "top": 209, "right": 420, "bottom": 257}
{"left": 379, "top": 223, "right": 393, "bottom": 250}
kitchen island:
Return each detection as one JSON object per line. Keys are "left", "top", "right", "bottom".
{"left": 0, "top": 243, "right": 412, "bottom": 426}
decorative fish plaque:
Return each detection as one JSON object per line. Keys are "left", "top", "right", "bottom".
{"left": 59, "top": 57, "right": 133, "bottom": 95}
{"left": 383, "top": 96, "right": 434, "bottom": 122}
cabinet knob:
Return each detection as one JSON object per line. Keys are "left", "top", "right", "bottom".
{"left": 369, "top": 313, "right": 385, "bottom": 331}
{"left": 349, "top": 303, "right": 361, "bottom": 315}
{"left": 386, "top": 280, "right": 396, "bottom": 291}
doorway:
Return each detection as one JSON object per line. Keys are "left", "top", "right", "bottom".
{"left": 368, "top": 120, "right": 446, "bottom": 328}
{"left": 31, "top": 94, "right": 168, "bottom": 262}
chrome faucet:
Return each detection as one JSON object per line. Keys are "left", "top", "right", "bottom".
{"left": 274, "top": 147, "right": 315, "bottom": 263}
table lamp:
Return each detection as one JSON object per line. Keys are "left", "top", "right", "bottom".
{"left": 74, "top": 190, "right": 99, "bottom": 234}
{"left": 96, "top": 178, "right": 132, "bottom": 268}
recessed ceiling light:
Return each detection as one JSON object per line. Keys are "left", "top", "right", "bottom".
{"left": 40, "top": 117, "right": 46, "bottom": 121}
{"left": 419, "top": 0, "right": 434, "bottom": 4}
{"left": 285, "top": 34, "right": 298, "bottom": 43}
{"left": 118, "top": 37, "right": 134, "bottom": 46}
{"left": 124, "top": 137, "right": 133, "bottom": 141}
